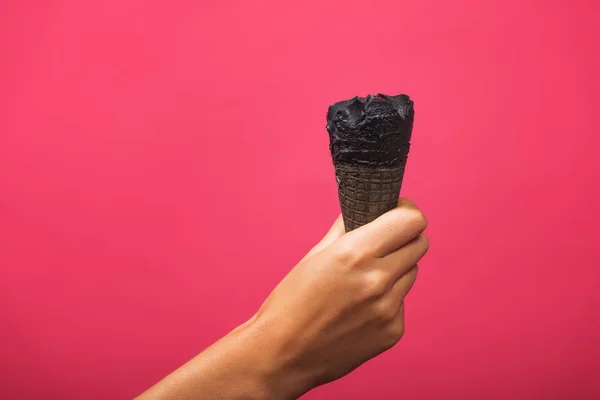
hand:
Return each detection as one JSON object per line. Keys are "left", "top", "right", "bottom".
{"left": 250, "top": 198, "right": 429, "bottom": 398}
{"left": 137, "top": 198, "right": 429, "bottom": 400}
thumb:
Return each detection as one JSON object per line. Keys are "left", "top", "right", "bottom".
{"left": 303, "top": 214, "right": 345, "bottom": 260}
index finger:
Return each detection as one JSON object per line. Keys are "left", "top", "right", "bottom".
{"left": 349, "top": 198, "right": 427, "bottom": 257}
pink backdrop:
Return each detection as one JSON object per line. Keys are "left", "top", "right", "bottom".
{"left": 1, "top": 0, "right": 599, "bottom": 398}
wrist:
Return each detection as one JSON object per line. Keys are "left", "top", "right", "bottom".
{"left": 137, "top": 316, "right": 315, "bottom": 400}
{"left": 237, "top": 316, "right": 314, "bottom": 400}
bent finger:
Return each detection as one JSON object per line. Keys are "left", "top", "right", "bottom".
{"left": 351, "top": 200, "right": 427, "bottom": 257}
{"left": 379, "top": 235, "right": 428, "bottom": 283}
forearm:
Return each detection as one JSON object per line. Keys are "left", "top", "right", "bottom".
{"left": 136, "top": 319, "right": 309, "bottom": 400}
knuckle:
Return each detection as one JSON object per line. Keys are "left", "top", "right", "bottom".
{"left": 406, "top": 209, "right": 428, "bottom": 233}
{"left": 361, "top": 271, "right": 388, "bottom": 298}
{"left": 381, "top": 318, "right": 405, "bottom": 350}
{"left": 334, "top": 239, "right": 367, "bottom": 266}
{"left": 388, "top": 320, "right": 406, "bottom": 342}
{"left": 373, "top": 299, "right": 397, "bottom": 322}
{"left": 334, "top": 242, "right": 358, "bottom": 264}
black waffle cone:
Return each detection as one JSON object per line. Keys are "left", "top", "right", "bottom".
{"left": 335, "top": 162, "right": 406, "bottom": 232}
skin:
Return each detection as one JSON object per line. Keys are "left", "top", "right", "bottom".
{"left": 137, "top": 198, "right": 429, "bottom": 400}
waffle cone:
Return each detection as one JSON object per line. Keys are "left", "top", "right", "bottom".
{"left": 335, "top": 163, "right": 405, "bottom": 232}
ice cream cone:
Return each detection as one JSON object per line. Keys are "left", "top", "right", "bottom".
{"left": 327, "top": 94, "right": 414, "bottom": 231}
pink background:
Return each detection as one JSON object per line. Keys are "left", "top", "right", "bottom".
{"left": 1, "top": 0, "right": 599, "bottom": 398}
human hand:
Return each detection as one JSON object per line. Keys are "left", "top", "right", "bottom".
{"left": 250, "top": 198, "right": 429, "bottom": 398}
{"left": 136, "top": 198, "right": 428, "bottom": 400}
